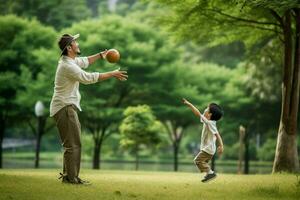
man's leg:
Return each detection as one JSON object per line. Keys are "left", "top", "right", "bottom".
{"left": 54, "top": 105, "right": 81, "bottom": 183}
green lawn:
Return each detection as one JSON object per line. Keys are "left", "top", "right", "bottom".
{"left": 0, "top": 169, "right": 299, "bottom": 200}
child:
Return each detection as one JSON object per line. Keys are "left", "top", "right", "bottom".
{"left": 182, "top": 98, "right": 224, "bottom": 183}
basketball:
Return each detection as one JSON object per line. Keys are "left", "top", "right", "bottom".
{"left": 106, "top": 49, "right": 120, "bottom": 63}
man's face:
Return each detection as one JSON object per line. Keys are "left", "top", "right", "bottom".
{"left": 204, "top": 107, "right": 212, "bottom": 120}
{"left": 69, "top": 40, "right": 81, "bottom": 55}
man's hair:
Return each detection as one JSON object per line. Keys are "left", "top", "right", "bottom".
{"left": 209, "top": 103, "right": 223, "bottom": 121}
{"left": 58, "top": 34, "right": 74, "bottom": 56}
{"left": 61, "top": 48, "right": 68, "bottom": 56}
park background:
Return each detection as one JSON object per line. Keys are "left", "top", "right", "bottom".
{"left": 0, "top": 1, "right": 300, "bottom": 199}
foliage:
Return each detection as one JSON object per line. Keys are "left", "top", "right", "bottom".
{"left": 257, "top": 138, "right": 277, "bottom": 161}
{"left": 120, "top": 105, "right": 162, "bottom": 150}
{"left": 0, "top": 15, "right": 56, "bottom": 75}
{"left": 0, "top": 15, "right": 56, "bottom": 129}
{"left": 0, "top": 0, "right": 91, "bottom": 29}
{"left": 1, "top": 1, "right": 297, "bottom": 166}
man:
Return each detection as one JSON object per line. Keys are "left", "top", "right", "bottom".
{"left": 50, "top": 33, "right": 127, "bottom": 185}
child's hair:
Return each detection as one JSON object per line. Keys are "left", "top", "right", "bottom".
{"left": 209, "top": 103, "right": 223, "bottom": 121}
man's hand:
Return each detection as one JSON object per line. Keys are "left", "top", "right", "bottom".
{"left": 88, "top": 50, "right": 108, "bottom": 64}
{"left": 100, "top": 49, "right": 108, "bottom": 59}
{"left": 217, "top": 145, "right": 224, "bottom": 155}
{"left": 112, "top": 68, "right": 128, "bottom": 81}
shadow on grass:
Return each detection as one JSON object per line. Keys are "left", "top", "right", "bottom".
{"left": 252, "top": 185, "right": 280, "bottom": 197}
{"left": 250, "top": 175, "right": 300, "bottom": 199}
{"left": 296, "top": 175, "right": 300, "bottom": 196}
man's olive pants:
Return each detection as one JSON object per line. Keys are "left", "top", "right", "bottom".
{"left": 54, "top": 105, "right": 81, "bottom": 183}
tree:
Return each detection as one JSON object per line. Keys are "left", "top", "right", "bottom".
{"left": 17, "top": 56, "right": 57, "bottom": 168}
{"left": 125, "top": 1, "right": 257, "bottom": 171}
{"left": 0, "top": 0, "right": 91, "bottom": 29}
{"left": 147, "top": 63, "right": 198, "bottom": 171}
{"left": 119, "top": 105, "right": 161, "bottom": 170}
{"left": 152, "top": 0, "right": 300, "bottom": 173}
{"left": 0, "top": 15, "right": 56, "bottom": 168}
{"left": 98, "top": 2, "right": 207, "bottom": 171}
{"left": 0, "top": 72, "right": 19, "bottom": 168}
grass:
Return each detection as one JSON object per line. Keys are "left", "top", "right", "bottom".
{"left": 0, "top": 169, "right": 299, "bottom": 200}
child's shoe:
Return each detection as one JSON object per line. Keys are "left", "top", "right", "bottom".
{"left": 201, "top": 172, "right": 217, "bottom": 183}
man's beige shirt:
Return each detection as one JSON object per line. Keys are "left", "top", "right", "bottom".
{"left": 50, "top": 56, "right": 99, "bottom": 117}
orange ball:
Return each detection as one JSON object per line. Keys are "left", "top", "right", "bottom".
{"left": 106, "top": 49, "right": 120, "bottom": 63}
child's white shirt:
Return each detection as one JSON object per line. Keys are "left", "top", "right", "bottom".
{"left": 199, "top": 113, "right": 219, "bottom": 155}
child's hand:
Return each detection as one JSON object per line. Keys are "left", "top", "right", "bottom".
{"left": 217, "top": 145, "right": 224, "bottom": 155}
{"left": 182, "top": 98, "right": 189, "bottom": 105}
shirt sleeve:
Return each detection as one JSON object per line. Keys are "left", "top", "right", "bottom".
{"left": 74, "top": 57, "right": 89, "bottom": 69}
{"left": 199, "top": 114, "right": 209, "bottom": 124}
{"left": 207, "top": 121, "right": 218, "bottom": 135}
{"left": 199, "top": 114, "right": 218, "bottom": 135}
{"left": 63, "top": 63, "right": 99, "bottom": 84}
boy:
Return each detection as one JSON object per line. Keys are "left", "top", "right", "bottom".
{"left": 182, "top": 98, "right": 224, "bottom": 183}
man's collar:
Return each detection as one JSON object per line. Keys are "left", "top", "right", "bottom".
{"left": 62, "top": 55, "right": 75, "bottom": 62}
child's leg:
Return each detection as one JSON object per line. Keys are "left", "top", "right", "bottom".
{"left": 194, "top": 151, "right": 213, "bottom": 173}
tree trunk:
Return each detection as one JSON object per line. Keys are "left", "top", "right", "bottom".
{"left": 238, "top": 126, "right": 245, "bottom": 174}
{"left": 93, "top": 140, "right": 102, "bottom": 169}
{"left": 290, "top": 9, "right": 300, "bottom": 139}
{"left": 34, "top": 117, "right": 46, "bottom": 168}
{"left": 135, "top": 144, "right": 139, "bottom": 171}
{"left": 163, "top": 121, "right": 184, "bottom": 172}
{"left": 244, "top": 130, "right": 249, "bottom": 174}
{"left": 211, "top": 154, "right": 215, "bottom": 171}
{"left": 163, "top": 121, "right": 182, "bottom": 172}
{"left": 92, "top": 127, "right": 106, "bottom": 169}
{"left": 173, "top": 142, "right": 178, "bottom": 171}
{"left": 273, "top": 124, "right": 299, "bottom": 172}
{"left": 0, "top": 117, "right": 5, "bottom": 169}
{"left": 273, "top": 10, "right": 300, "bottom": 173}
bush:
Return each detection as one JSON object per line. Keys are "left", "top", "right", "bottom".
{"left": 222, "top": 143, "right": 239, "bottom": 160}
{"left": 222, "top": 140, "right": 257, "bottom": 160}
{"left": 257, "top": 138, "right": 276, "bottom": 161}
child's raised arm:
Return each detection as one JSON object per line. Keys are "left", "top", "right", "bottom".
{"left": 182, "top": 98, "right": 201, "bottom": 117}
